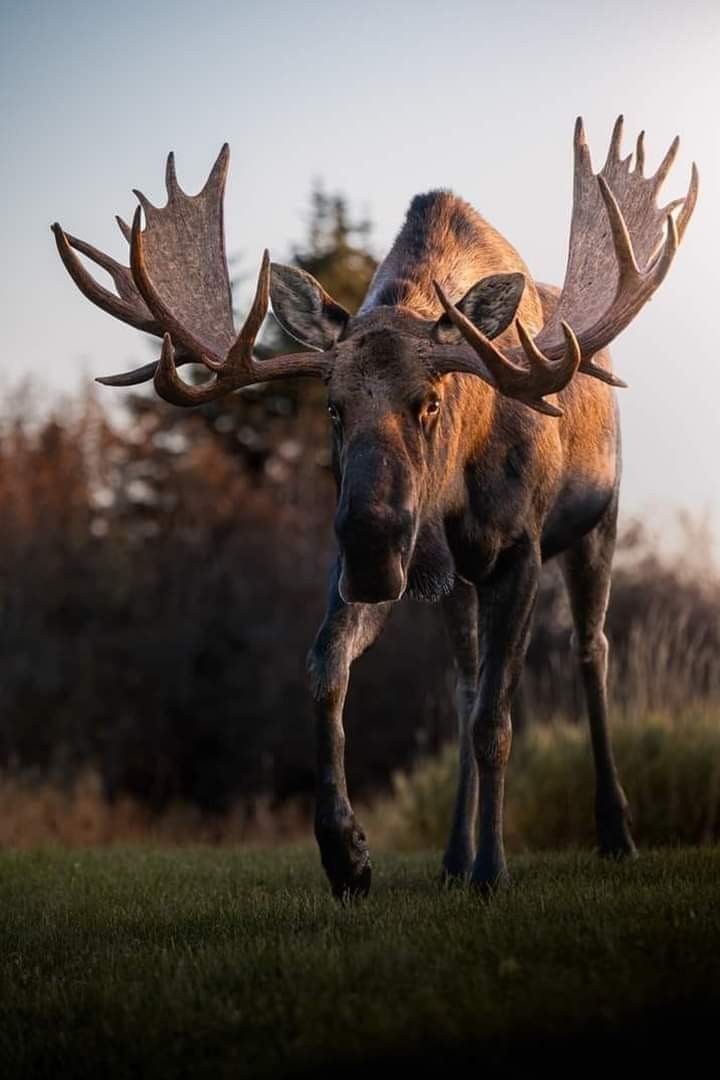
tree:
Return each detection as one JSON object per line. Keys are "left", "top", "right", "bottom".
{"left": 293, "top": 183, "right": 377, "bottom": 313}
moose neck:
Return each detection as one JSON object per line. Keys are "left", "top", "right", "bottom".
{"left": 355, "top": 191, "right": 546, "bottom": 495}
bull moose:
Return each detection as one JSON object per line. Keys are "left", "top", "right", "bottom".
{"left": 53, "top": 117, "right": 697, "bottom": 897}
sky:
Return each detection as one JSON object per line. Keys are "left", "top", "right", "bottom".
{"left": 2, "top": 0, "right": 719, "bottom": 552}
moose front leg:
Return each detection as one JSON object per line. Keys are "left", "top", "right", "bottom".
{"left": 441, "top": 579, "right": 481, "bottom": 882}
{"left": 471, "top": 542, "right": 540, "bottom": 891}
{"left": 307, "top": 565, "right": 391, "bottom": 899}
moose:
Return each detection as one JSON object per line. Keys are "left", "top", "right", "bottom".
{"left": 53, "top": 117, "right": 696, "bottom": 897}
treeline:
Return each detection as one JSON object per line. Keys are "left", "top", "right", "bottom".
{"left": 0, "top": 189, "right": 717, "bottom": 816}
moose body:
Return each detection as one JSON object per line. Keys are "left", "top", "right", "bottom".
{"left": 53, "top": 117, "right": 697, "bottom": 896}
{"left": 301, "top": 197, "right": 626, "bottom": 894}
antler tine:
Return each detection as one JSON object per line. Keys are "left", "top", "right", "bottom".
{"left": 604, "top": 115, "right": 625, "bottom": 168}
{"left": 634, "top": 131, "right": 646, "bottom": 175}
{"left": 600, "top": 170, "right": 680, "bottom": 288}
{"left": 132, "top": 187, "right": 158, "bottom": 222}
{"left": 653, "top": 134, "right": 680, "bottom": 190}
{"left": 574, "top": 116, "right": 592, "bottom": 172}
{"left": 201, "top": 143, "right": 230, "bottom": 198}
{"left": 580, "top": 357, "right": 628, "bottom": 389}
{"left": 574, "top": 116, "right": 587, "bottom": 147}
{"left": 229, "top": 251, "right": 271, "bottom": 360}
{"left": 165, "top": 152, "right": 180, "bottom": 199}
{"left": 52, "top": 222, "right": 161, "bottom": 335}
{"left": 434, "top": 280, "right": 528, "bottom": 379}
{"left": 115, "top": 216, "right": 132, "bottom": 242}
{"left": 96, "top": 353, "right": 199, "bottom": 388}
{"left": 516, "top": 320, "right": 582, "bottom": 388}
{"left": 652, "top": 213, "right": 679, "bottom": 281}
{"left": 597, "top": 177, "right": 641, "bottom": 280}
{"left": 153, "top": 334, "right": 223, "bottom": 406}
{"left": 97, "top": 359, "right": 163, "bottom": 389}
{"left": 433, "top": 281, "right": 580, "bottom": 417}
{"left": 198, "top": 251, "right": 270, "bottom": 376}
{"left": 61, "top": 232, "right": 126, "bottom": 280}
{"left": 675, "top": 162, "right": 699, "bottom": 243}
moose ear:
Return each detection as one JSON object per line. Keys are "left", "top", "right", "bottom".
{"left": 433, "top": 272, "right": 526, "bottom": 345}
{"left": 270, "top": 264, "right": 350, "bottom": 350}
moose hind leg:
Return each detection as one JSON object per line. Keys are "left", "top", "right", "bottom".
{"left": 440, "top": 579, "right": 481, "bottom": 883}
{"left": 561, "top": 503, "right": 637, "bottom": 858}
{"left": 307, "top": 564, "right": 392, "bottom": 899}
{"left": 471, "top": 540, "right": 541, "bottom": 891}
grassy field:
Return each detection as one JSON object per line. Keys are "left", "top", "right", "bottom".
{"left": 1, "top": 847, "right": 719, "bottom": 1078}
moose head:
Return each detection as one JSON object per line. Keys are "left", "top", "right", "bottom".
{"left": 52, "top": 119, "right": 695, "bottom": 609}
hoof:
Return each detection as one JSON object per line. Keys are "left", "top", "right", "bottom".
{"left": 599, "top": 835, "right": 638, "bottom": 860}
{"left": 333, "top": 861, "right": 372, "bottom": 902}
{"left": 597, "top": 802, "right": 638, "bottom": 860}
{"left": 471, "top": 852, "right": 509, "bottom": 896}
{"left": 316, "top": 815, "right": 372, "bottom": 900}
{"left": 440, "top": 867, "right": 469, "bottom": 889}
{"left": 440, "top": 850, "right": 474, "bottom": 888}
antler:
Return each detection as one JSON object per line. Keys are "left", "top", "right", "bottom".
{"left": 432, "top": 116, "right": 697, "bottom": 414}
{"left": 151, "top": 251, "right": 328, "bottom": 406}
{"left": 52, "top": 146, "right": 330, "bottom": 404}
{"left": 433, "top": 283, "right": 581, "bottom": 417}
{"left": 534, "top": 115, "right": 698, "bottom": 382}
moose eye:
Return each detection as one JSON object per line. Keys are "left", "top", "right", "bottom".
{"left": 420, "top": 396, "right": 441, "bottom": 426}
{"left": 327, "top": 403, "right": 342, "bottom": 427}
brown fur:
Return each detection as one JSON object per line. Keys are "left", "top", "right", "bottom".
{"left": 361, "top": 191, "right": 545, "bottom": 334}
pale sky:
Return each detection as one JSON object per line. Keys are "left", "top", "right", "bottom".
{"left": 2, "top": 0, "right": 719, "bottom": 551}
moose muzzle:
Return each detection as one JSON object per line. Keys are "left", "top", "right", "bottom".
{"left": 334, "top": 445, "right": 416, "bottom": 605}
{"left": 336, "top": 513, "right": 412, "bottom": 603}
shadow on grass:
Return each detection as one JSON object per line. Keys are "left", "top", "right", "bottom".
{"left": 290, "top": 1000, "right": 716, "bottom": 1078}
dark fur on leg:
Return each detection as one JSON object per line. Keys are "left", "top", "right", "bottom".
{"left": 562, "top": 492, "right": 637, "bottom": 861}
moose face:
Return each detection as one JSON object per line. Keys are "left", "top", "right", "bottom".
{"left": 328, "top": 318, "right": 447, "bottom": 604}
{"left": 269, "top": 264, "right": 528, "bottom": 605}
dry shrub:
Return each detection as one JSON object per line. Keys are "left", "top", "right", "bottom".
{"left": 374, "top": 705, "right": 720, "bottom": 852}
{"left": 0, "top": 766, "right": 307, "bottom": 848}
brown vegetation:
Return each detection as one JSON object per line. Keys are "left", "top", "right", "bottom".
{"left": 372, "top": 705, "right": 720, "bottom": 852}
{"left": 0, "top": 383, "right": 716, "bottom": 841}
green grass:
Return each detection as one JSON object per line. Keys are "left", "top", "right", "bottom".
{"left": 1, "top": 847, "right": 719, "bottom": 1078}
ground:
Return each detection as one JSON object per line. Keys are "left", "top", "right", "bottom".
{"left": 0, "top": 847, "right": 718, "bottom": 1078}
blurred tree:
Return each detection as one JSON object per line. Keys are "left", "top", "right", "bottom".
{"left": 292, "top": 183, "right": 377, "bottom": 313}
